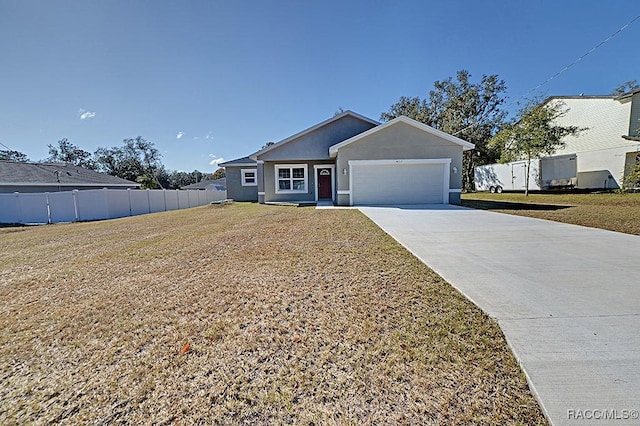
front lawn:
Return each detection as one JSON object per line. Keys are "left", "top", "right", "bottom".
{"left": 462, "top": 192, "right": 640, "bottom": 235}
{"left": 0, "top": 203, "right": 545, "bottom": 424}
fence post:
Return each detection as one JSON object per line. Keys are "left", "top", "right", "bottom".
{"left": 127, "top": 188, "right": 133, "bottom": 216}
{"left": 103, "top": 188, "right": 109, "bottom": 219}
{"left": 14, "top": 192, "right": 22, "bottom": 225}
{"left": 45, "top": 192, "right": 52, "bottom": 224}
{"left": 163, "top": 189, "right": 167, "bottom": 212}
{"left": 146, "top": 189, "right": 151, "bottom": 213}
{"left": 72, "top": 190, "right": 79, "bottom": 222}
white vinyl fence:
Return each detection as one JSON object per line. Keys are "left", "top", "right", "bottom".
{"left": 0, "top": 188, "right": 227, "bottom": 225}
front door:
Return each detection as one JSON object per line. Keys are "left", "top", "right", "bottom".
{"left": 317, "top": 168, "right": 332, "bottom": 199}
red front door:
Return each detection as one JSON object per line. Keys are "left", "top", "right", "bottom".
{"left": 318, "top": 168, "right": 332, "bottom": 199}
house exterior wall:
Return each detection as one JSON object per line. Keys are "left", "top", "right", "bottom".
{"left": 257, "top": 162, "right": 265, "bottom": 203}
{"left": 257, "top": 115, "right": 377, "bottom": 161}
{"left": 551, "top": 98, "right": 632, "bottom": 154}
{"left": 225, "top": 166, "right": 258, "bottom": 201}
{"left": 629, "top": 93, "right": 640, "bottom": 136}
{"left": 334, "top": 122, "right": 464, "bottom": 205}
{"left": 261, "top": 161, "right": 335, "bottom": 203}
{"left": 576, "top": 145, "right": 640, "bottom": 189}
{"left": 548, "top": 97, "right": 640, "bottom": 188}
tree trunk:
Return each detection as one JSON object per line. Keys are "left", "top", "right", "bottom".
{"left": 462, "top": 151, "right": 475, "bottom": 192}
{"left": 525, "top": 157, "right": 530, "bottom": 196}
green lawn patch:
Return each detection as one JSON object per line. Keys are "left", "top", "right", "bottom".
{"left": 0, "top": 203, "right": 545, "bottom": 424}
{"left": 462, "top": 192, "right": 640, "bottom": 235}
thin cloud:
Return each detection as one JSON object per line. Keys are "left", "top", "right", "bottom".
{"left": 209, "top": 154, "right": 225, "bottom": 166}
{"left": 79, "top": 109, "right": 96, "bottom": 120}
{"left": 205, "top": 131, "right": 214, "bottom": 140}
{"left": 176, "top": 132, "right": 184, "bottom": 140}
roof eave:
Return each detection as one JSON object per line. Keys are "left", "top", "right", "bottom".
{"left": 220, "top": 155, "right": 258, "bottom": 166}
{"left": 221, "top": 163, "right": 257, "bottom": 167}
{"left": 251, "top": 110, "right": 380, "bottom": 160}
{"left": 329, "top": 116, "right": 475, "bottom": 157}
{"left": 614, "top": 89, "right": 640, "bottom": 101}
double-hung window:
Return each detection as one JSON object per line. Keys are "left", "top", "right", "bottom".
{"left": 241, "top": 169, "right": 257, "bottom": 186}
{"left": 275, "top": 164, "right": 307, "bottom": 193}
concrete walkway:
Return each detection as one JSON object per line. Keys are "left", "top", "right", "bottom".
{"left": 359, "top": 205, "right": 640, "bottom": 425}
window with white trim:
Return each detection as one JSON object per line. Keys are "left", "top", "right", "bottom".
{"left": 275, "top": 164, "right": 307, "bottom": 193}
{"left": 241, "top": 169, "right": 257, "bottom": 186}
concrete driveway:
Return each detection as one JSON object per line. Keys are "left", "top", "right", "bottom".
{"left": 359, "top": 205, "right": 640, "bottom": 425}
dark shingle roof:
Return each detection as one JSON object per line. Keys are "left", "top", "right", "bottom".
{"left": 181, "top": 178, "right": 226, "bottom": 190}
{"left": 0, "top": 161, "right": 140, "bottom": 187}
{"left": 219, "top": 156, "right": 256, "bottom": 166}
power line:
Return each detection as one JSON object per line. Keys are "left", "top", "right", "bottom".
{"left": 514, "top": 13, "right": 640, "bottom": 105}
{"left": 453, "top": 13, "right": 640, "bottom": 137}
{"left": 0, "top": 142, "right": 14, "bottom": 151}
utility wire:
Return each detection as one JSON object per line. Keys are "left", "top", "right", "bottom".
{"left": 0, "top": 142, "right": 14, "bottom": 151}
{"left": 453, "top": 13, "right": 640, "bottom": 137}
{"left": 515, "top": 13, "right": 640, "bottom": 105}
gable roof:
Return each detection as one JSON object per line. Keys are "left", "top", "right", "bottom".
{"left": 0, "top": 161, "right": 140, "bottom": 187}
{"left": 328, "top": 116, "right": 475, "bottom": 157}
{"left": 219, "top": 156, "right": 257, "bottom": 167}
{"left": 250, "top": 110, "right": 379, "bottom": 160}
{"left": 543, "top": 95, "right": 616, "bottom": 102}
{"left": 181, "top": 178, "right": 226, "bottom": 190}
{"left": 542, "top": 91, "right": 640, "bottom": 104}
{"left": 615, "top": 89, "right": 640, "bottom": 101}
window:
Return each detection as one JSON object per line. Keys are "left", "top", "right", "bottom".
{"left": 275, "top": 164, "right": 307, "bottom": 193}
{"left": 241, "top": 169, "right": 257, "bottom": 186}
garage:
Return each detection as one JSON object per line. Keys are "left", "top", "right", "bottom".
{"left": 349, "top": 159, "right": 450, "bottom": 205}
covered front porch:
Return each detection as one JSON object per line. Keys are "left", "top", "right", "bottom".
{"left": 257, "top": 161, "right": 336, "bottom": 204}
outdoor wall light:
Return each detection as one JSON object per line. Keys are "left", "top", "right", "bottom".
{"left": 343, "top": 168, "right": 347, "bottom": 175}
{"left": 452, "top": 166, "right": 458, "bottom": 174}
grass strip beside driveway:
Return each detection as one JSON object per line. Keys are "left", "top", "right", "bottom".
{"left": 462, "top": 192, "right": 640, "bottom": 235}
{"left": 0, "top": 203, "right": 545, "bottom": 424}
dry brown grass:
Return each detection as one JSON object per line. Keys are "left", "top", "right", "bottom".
{"left": 462, "top": 192, "right": 640, "bottom": 235}
{"left": 0, "top": 203, "right": 545, "bottom": 424}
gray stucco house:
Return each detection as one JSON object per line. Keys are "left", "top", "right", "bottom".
{"left": 221, "top": 111, "right": 474, "bottom": 206}
{"left": 219, "top": 156, "right": 259, "bottom": 202}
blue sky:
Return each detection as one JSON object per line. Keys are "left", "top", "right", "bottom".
{"left": 1, "top": 1, "right": 638, "bottom": 172}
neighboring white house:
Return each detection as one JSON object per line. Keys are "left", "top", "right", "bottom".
{"left": 475, "top": 90, "right": 640, "bottom": 191}
{"left": 544, "top": 90, "right": 640, "bottom": 189}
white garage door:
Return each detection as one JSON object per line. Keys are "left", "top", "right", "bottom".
{"left": 351, "top": 160, "right": 448, "bottom": 205}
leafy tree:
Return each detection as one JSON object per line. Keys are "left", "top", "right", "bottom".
{"left": 94, "top": 137, "right": 164, "bottom": 189}
{"left": 489, "top": 100, "right": 583, "bottom": 196}
{"left": 612, "top": 80, "right": 639, "bottom": 96}
{"left": 211, "top": 168, "right": 225, "bottom": 180}
{"left": 155, "top": 167, "right": 171, "bottom": 189}
{"left": 0, "top": 149, "right": 29, "bottom": 162}
{"left": 381, "top": 70, "right": 508, "bottom": 190}
{"left": 166, "top": 170, "right": 206, "bottom": 189}
{"left": 155, "top": 168, "right": 197, "bottom": 189}
{"left": 124, "top": 137, "right": 163, "bottom": 188}
{"left": 47, "top": 138, "right": 96, "bottom": 169}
